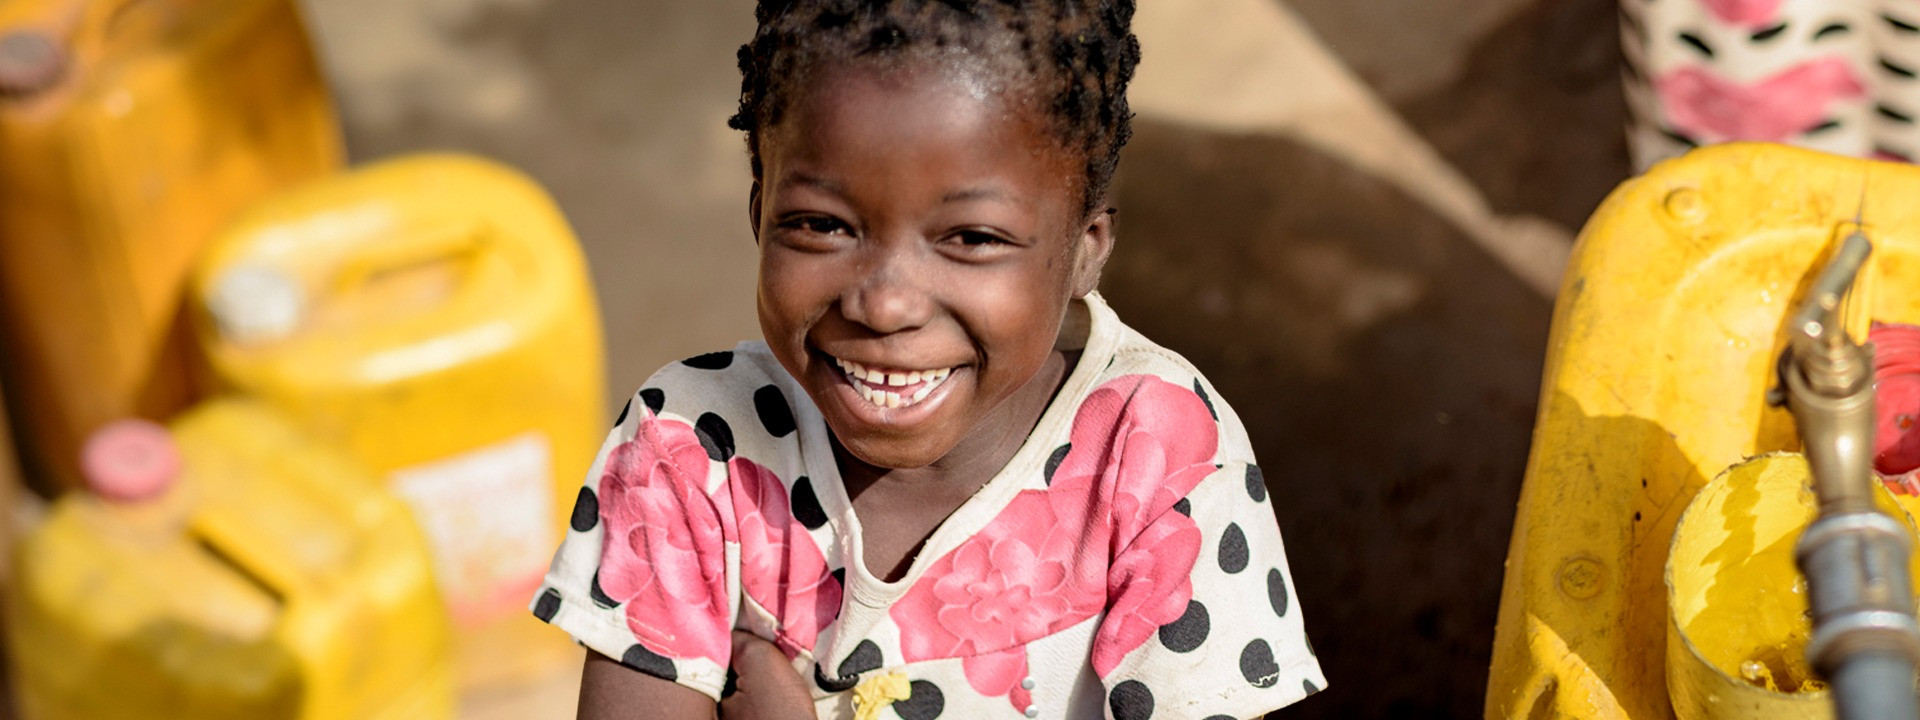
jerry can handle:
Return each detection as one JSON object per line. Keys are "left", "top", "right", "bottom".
{"left": 186, "top": 512, "right": 303, "bottom": 615}
{"left": 329, "top": 218, "right": 491, "bottom": 295}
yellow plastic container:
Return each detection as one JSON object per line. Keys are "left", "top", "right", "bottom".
{"left": 190, "top": 154, "right": 605, "bottom": 689}
{"left": 0, "top": 0, "right": 343, "bottom": 494}
{"left": 1486, "top": 142, "right": 1920, "bottom": 719}
{"left": 4, "top": 400, "right": 453, "bottom": 720}
{"left": 1665, "top": 453, "right": 1920, "bottom": 720}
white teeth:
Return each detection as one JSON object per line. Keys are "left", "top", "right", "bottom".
{"left": 835, "top": 356, "right": 956, "bottom": 409}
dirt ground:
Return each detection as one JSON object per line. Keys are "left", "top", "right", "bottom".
{"left": 298, "top": 0, "right": 1634, "bottom": 716}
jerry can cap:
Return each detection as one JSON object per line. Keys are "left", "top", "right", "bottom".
{"left": 83, "top": 419, "right": 181, "bottom": 502}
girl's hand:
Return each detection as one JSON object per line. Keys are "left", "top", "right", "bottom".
{"left": 719, "top": 630, "right": 815, "bottom": 720}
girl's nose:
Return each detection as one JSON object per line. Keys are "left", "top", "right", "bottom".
{"left": 839, "top": 247, "right": 935, "bottom": 334}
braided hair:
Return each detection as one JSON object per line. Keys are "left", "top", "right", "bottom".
{"left": 728, "top": 0, "right": 1141, "bottom": 217}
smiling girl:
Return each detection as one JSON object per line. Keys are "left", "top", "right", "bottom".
{"left": 531, "top": 2, "right": 1323, "bottom": 718}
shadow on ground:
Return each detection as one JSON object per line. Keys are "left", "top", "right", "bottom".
{"left": 1107, "top": 119, "right": 1554, "bottom": 718}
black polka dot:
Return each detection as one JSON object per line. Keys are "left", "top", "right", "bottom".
{"left": 640, "top": 388, "right": 665, "bottom": 414}
{"left": 1749, "top": 21, "right": 1787, "bottom": 41}
{"left": 622, "top": 643, "right": 677, "bottom": 681}
{"left": 590, "top": 571, "right": 618, "bottom": 609}
{"left": 613, "top": 399, "right": 632, "bottom": 428}
{"left": 695, "top": 413, "right": 734, "bottom": 461}
{"left": 1173, "top": 497, "right": 1191, "bottom": 516}
{"left": 1304, "top": 678, "right": 1321, "bottom": 695}
{"left": 532, "top": 588, "right": 561, "bottom": 622}
{"left": 754, "top": 385, "right": 796, "bottom": 437}
{"left": 1886, "top": 13, "right": 1918, "bottom": 33}
{"left": 1044, "top": 443, "right": 1072, "bottom": 485}
{"left": 1806, "top": 118, "right": 1842, "bottom": 135}
{"left": 570, "top": 487, "right": 599, "bottom": 532}
{"left": 1109, "top": 679, "right": 1154, "bottom": 720}
{"left": 1158, "top": 599, "right": 1210, "bottom": 652}
{"left": 814, "top": 662, "right": 857, "bottom": 692}
{"left": 1193, "top": 379, "right": 1217, "bottom": 420}
{"left": 838, "top": 639, "right": 883, "bottom": 678}
{"left": 1219, "top": 523, "right": 1249, "bottom": 574}
{"left": 791, "top": 476, "right": 828, "bottom": 530}
{"left": 1815, "top": 22, "right": 1852, "bottom": 40}
{"left": 1202, "top": 716, "right": 1236, "bottom": 720}
{"left": 682, "top": 351, "right": 734, "bottom": 370}
{"left": 1240, "top": 639, "right": 1280, "bottom": 688}
{"left": 1246, "top": 464, "right": 1267, "bottom": 502}
{"left": 1268, "top": 568, "right": 1290, "bottom": 618}
{"left": 895, "top": 680, "right": 945, "bottom": 720}
{"left": 722, "top": 668, "right": 738, "bottom": 699}
{"left": 1678, "top": 31, "right": 1713, "bottom": 57}
{"left": 1881, "top": 103, "right": 1917, "bottom": 124}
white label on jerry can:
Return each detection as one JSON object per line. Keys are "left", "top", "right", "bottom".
{"left": 391, "top": 433, "right": 554, "bottom": 625}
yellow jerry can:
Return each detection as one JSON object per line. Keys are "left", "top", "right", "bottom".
{"left": 1486, "top": 142, "right": 1920, "bottom": 719}
{"left": 1665, "top": 452, "right": 1920, "bottom": 720}
{"left": 4, "top": 400, "right": 453, "bottom": 720}
{"left": 0, "top": 0, "right": 343, "bottom": 494}
{"left": 189, "top": 154, "right": 605, "bottom": 689}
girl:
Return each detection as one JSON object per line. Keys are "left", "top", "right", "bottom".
{"left": 531, "top": 2, "right": 1324, "bottom": 717}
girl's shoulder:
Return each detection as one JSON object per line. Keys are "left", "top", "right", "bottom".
{"left": 620, "top": 341, "right": 807, "bottom": 447}
{"left": 1073, "top": 294, "right": 1255, "bottom": 465}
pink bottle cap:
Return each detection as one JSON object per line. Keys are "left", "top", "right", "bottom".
{"left": 82, "top": 419, "right": 181, "bottom": 502}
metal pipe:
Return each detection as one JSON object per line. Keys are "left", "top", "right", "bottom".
{"left": 1772, "top": 231, "right": 1920, "bottom": 719}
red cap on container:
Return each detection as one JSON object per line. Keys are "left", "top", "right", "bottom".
{"left": 82, "top": 419, "right": 181, "bottom": 502}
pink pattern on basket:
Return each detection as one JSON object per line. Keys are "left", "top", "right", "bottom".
{"left": 890, "top": 375, "right": 1218, "bottom": 709}
{"left": 1655, "top": 58, "right": 1865, "bottom": 142}
{"left": 596, "top": 414, "right": 731, "bottom": 664}
{"left": 1701, "top": 0, "right": 1783, "bottom": 28}
{"left": 724, "top": 456, "right": 843, "bottom": 658}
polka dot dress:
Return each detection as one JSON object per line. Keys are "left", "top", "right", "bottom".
{"left": 531, "top": 294, "right": 1324, "bottom": 718}
{"left": 1623, "top": 0, "right": 1920, "bottom": 169}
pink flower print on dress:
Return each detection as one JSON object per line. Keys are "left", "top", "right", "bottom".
{"left": 891, "top": 375, "right": 1218, "bottom": 707}
{"left": 726, "top": 457, "right": 843, "bottom": 659}
{"left": 1092, "top": 513, "right": 1203, "bottom": 677}
{"left": 1048, "top": 375, "right": 1217, "bottom": 677}
{"left": 596, "top": 415, "right": 732, "bottom": 665}
{"left": 1701, "top": 0, "right": 1783, "bottom": 28}
{"left": 1655, "top": 59, "right": 1865, "bottom": 143}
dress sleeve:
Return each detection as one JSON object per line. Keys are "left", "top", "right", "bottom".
{"left": 529, "top": 386, "right": 741, "bottom": 701}
{"left": 1092, "top": 461, "right": 1325, "bottom": 719}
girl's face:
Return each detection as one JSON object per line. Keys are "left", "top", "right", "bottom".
{"left": 752, "top": 59, "right": 1112, "bottom": 470}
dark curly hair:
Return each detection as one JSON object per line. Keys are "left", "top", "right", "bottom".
{"left": 727, "top": 0, "right": 1141, "bottom": 217}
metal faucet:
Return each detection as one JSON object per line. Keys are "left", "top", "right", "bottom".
{"left": 1772, "top": 230, "right": 1920, "bottom": 719}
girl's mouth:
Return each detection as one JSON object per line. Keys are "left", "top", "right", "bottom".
{"left": 832, "top": 356, "right": 956, "bottom": 409}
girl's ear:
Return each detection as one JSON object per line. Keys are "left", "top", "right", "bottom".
{"left": 1070, "top": 204, "right": 1117, "bottom": 299}
{"left": 747, "top": 181, "right": 763, "bottom": 245}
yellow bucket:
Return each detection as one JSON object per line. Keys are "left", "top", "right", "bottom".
{"left": 189, "top": 154, "right": 604, "bottom": 688}
{"left": 1665, "top": 453, "right": 1920, "bottom": 720}
{"left": 3, "top": 400, "right": 452, "bottom": 720}
{"left": 0, "top": 0, "right": 342, "bottom": 493}
{"left": 1486, "top": 142, "right": 1920, "bottom": 718}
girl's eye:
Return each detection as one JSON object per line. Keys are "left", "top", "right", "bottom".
{"left": 956, "top": 230, "right": 1008, "bottom": 247}
{"left": 786, "top": 216, "right": 851, "bottom": 236}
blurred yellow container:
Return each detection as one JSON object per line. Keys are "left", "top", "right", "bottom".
{"left": 0, "top": 0, "right": 343, "bottom": 494}
{"left": 189, "top": 153, "right": 606, "bottom": 689}
{"left": 1486, "top": 142, "right": 1920, "bottom": 718}
{"left": 4, "top": 400, "right": 453, "bottom": 720}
